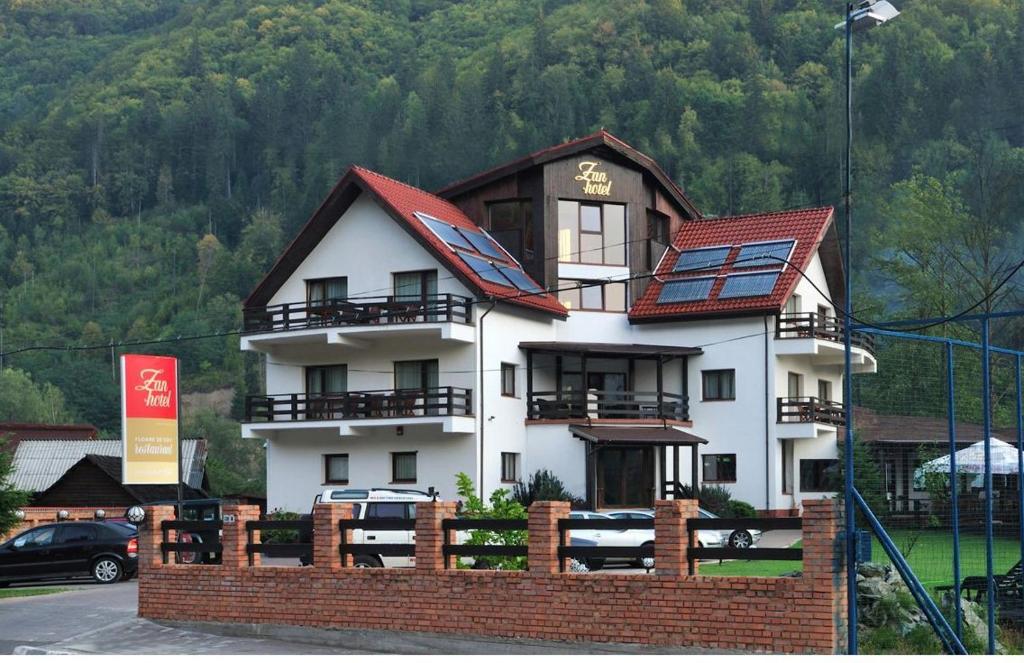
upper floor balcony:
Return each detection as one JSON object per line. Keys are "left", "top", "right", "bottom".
{"left": 775, "top": 396, "right": 845, "bottom": 438}
{"left": 241, "top": 387, "right": 474, "bottom": 437}
{"left": 520, "top": 341, "right": 699, "bottom": 425}
{"left": 240, "top": 294, "right": 475, "bottom": 351}
{"left": 774, "top": 312, "right": 877, "bottom": 373}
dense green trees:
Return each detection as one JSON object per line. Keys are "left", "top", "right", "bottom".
{"left": 1, "top": 0, "right": 1022, "bottom": 492}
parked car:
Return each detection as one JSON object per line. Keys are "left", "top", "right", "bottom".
{"left": 698, "top": 508, "right": 762, "bottom": 549}
{"left": 0, "top": 521, "right": 138, "bottom": 586}
{"left": 313, "top": 488, "right": 435, "bottom": 568}
{"left": 604, "top": 509, "right": 726, "bottom": 548}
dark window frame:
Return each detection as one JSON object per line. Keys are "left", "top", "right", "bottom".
{"left": 702, "top": 453, "right": 737, "bottom": 483}
{"left": 501, "top": 452, "right": 521, "bottom": 483}
{"left": 701, "top": 369, "right": 736, "bottom": 401}
{"left": 391, "top": 451, "right": 418, "bottom": 483}
{"left": 305, "top": 364, "right": 348, "bottom": 396}
{"left": 392, "top": 269, "right": 438, "bottom": 301}
{"left": 306, "top": 277, "right": 348, "bottom": 304}
{"left": 324, "top": 453, "right": 349, "bottom": 485}
{"left": 559, "top": 279, "right": 627, "bottom": 312}
{"left": 500, "top": 363, "right": 516, "bottom": 397}
{"left": 558, "top": 199, "right": 627, "bottom": 266}
{"left": 486, "top": 198, "right": 534, "bottom": 259}
{"left": 646, "top": 209, "right": 670, "bottom": 271}
{"left": 800, "top": 459, "right": 839, "bottom": 492}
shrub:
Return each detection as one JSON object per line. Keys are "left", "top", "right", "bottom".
{"left": 456, "top": 472, "right": 527, "bottom": 570}
{"left": 512, "top": 469, "right": 584, "bottom": 507}
{"left": 726, "top": 500, "right": 757, "bottom": 518}
{"left": 677, "top": 484, "right": 732, "bottom": 515}
{"left": 260, "top": 509, "right": 304, "bottom": 544}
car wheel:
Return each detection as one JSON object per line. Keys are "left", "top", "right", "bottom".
{"left": 586, "top": 558, "right": 604, "bottom": 571}
{"left": 472, "top": 559, "right": 492, "bottom": 570}
{"left": 729, "top": 530, "right": 753, "bottom": 549}
{"left": 638, "top": 543, "right": 655, "bottom": 570}
{"left": 353, "top": 555, "right": 383, "bottom": 568}
{"left": 92, "top": 558, "right": 123, "bottom": 584}
{"left": 0, "top": 581, "right": 9, "bottom": 588}
{"left": 568, "top": 558, "right": 591, "bottom": 573}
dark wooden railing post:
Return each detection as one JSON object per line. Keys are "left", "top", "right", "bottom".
{"left": 446, "top": 386, "right": 454, "bottom": 415}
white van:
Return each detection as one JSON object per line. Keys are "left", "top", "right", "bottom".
{"left": 315, "top": 488, "right": 434, "bottom": 568}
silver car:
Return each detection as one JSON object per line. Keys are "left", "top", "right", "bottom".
{"left": 602, "top": 509, "right": 725, "bottom": 548}
{"left": 697, "top": 508, "right": 762, "bottom": 549}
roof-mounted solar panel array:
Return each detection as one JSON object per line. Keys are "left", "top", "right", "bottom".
{"left": 416, "top": 210, "right": 543, "bottom": 295}
{"left": 718, "top": 271, "right": 781, "bottom": 299}
{"left": 673, "top": 246, "right": 731, "bottom": 273}
{"left": 734, "top": 240, "right": 794, "bottom": 269}
{"left": 657, "top": 277, "right": 715, "bottom": 304}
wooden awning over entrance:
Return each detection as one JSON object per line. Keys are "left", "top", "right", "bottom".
{"left": 569, "top": 425, "right": 707, "bottom": 507}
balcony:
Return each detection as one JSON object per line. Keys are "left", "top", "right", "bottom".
{"left": 776, "top": 396, "right": 845, "bottom": 438}
{"left": 241, "top": 387, "right": 474, "bottom": 437}
{"left": 528, "top": 390, "right": 689, "bottom": 422}
{"left": 774, "top": 313, "right": 877, "bottom": 373}
{"left": 240, "top": 295, "right": 475, "bottom": 351}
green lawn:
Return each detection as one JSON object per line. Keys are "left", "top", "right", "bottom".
{"left": 0, "top": 587, "right": 69, "bottom": 599}
{"left": 695, "top": 529, "right": 1020, "bottom": 585}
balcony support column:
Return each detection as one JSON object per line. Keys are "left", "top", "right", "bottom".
{"left": 526, "top": 350, "right": 533, "bottom": 419}
{"left": 656, "top": 355, "right": 664, "bottom": 418}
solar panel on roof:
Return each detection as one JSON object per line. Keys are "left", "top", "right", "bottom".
{"left": 734, "top": 240, "right": 794, "bottom": 268}
{"left": 657, "top": 278, "right": 715, "bottom": 304}
{"left": 458, "top": 251, "right": 515, "bottom": 289}
{"left": 416, "top": 212, "right": 476, "bottom": 252}
{"left": 718, "top": 271, "right": 780, "bottom": 299}
{"left": 462, "top": 229, "right": 509, "bottom": 261}
{"left": 494, "top": 264, "right": 544, "bottom": 294}
{"left": 673, "top": 247, "right": 731, "bottom": 273}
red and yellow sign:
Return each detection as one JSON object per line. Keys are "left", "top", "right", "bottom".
{"left": 121, "top": 354, "right": 179, "bottom": 485}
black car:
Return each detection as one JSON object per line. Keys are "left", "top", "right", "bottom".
{"left": 0, "top": 521, "right": 138, "bottom": 586}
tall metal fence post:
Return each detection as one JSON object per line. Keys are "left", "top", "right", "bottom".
{"left": 981, "top": 316, "right": 995, "bottom": 654}
{"left": 946, "top": 340, "right": 962, "bottom": 639}
{"left": 1018, "top": 354, "right": 1024, "bottom": 623}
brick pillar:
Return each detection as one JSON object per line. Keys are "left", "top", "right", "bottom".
{"left": 415, "top": 500, "right": 457, "bottom": 571}
{"left": 801, "top": 499, "right": 846, "bottom": 654}
{"left": 527, "top": 501, "right": 570, "bottom": 575}
{"left": 314, "top": 502, "right": 352, "bottom": 569}
{"left": 140, "top": 505, "right": 175, "bottom": 570}
{"left": 655, "top": 498, "right": 699, "bottom": 576}
{"left": 221, "top": 504, "right": 261, "bottom": 568}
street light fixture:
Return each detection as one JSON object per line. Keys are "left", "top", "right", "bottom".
{"left": 834, "top": 1, "right": 899, "bottom": 654}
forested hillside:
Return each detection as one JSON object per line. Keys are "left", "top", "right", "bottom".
{"left": 1, "top": 0, "right": 1022, "bottom": 494}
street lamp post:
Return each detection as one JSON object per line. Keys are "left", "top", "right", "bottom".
{"left": 835, "top": 1, "right": 899, "bottom": 654}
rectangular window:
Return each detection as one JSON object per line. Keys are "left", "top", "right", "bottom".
{"left": 701, "top": 369, "right": 735, "bottom": 401}
{"left": 306, "top": 365, "right": 347, "bottom": 395}
{"left": 646, "top": 209, "right": 670, "bottom": 272}
{"left": 556, "top": 200, "right": 626, "bottom": 266}
{"left": 818, "top": 379, "right": 832, "bottom": 403}
{"left": 558, "top": 279, "right": 626, "bottom": 312}
{"left": 788, "top": 372, "right": 802, "bottom": 399}
{"left": 324, "top": 454, "right": 349, "bottom": 484}
{"left": 486, "top": 199, "right": 534, "bottom": 260}
{"left": 501, "top": 363, "right": 516, "bottom": 397}
{"left": 702, "top": 454, "right": 737, "bottom": 483}
{"left": 392, "top": 452, "right": 417, "bottom": 483}
{"left": 307, "top": 277, "right": 348, "bottom": 304}
{"left": 785, "top": 294, "right": 801, "bottom": 316}
{"left": 501, "top": 452, "right": 521, "bottom": 482}
{"left": 395, "top": 359, "right": 439, "bottom": 415}
{"left": 800, "top": 459, "right": 839, "bottom": 492}
{"left": 393, "top": 270, "right": 437, "bottom": 301}
{"left": 782, "top": 440, "right": 794, "bottom": 495}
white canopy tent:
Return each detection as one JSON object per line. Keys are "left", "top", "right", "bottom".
{"left": 915, "top": 438, "right": 1023, "bottom": 486}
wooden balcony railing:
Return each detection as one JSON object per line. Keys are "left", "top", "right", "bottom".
{"left": 527, "top": 390, "right": 689, "bottom": 421}
{"left": 242, "top": 294, "right": 473, "bottom": 334}
{"left": 775, "top": 312, "right": 875, "bottom": 354}
{"left": 244, "top": 387, "right": 473, "bottom": 423}
{"left": 776, "top": 396, "right": 845, "bottom": 426}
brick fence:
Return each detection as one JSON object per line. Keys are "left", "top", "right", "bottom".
{"left": 138, "top": 499, "right": 847, "bottom": 654}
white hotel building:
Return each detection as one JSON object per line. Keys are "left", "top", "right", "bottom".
{"left": 240, "top": 131, "right": 876, "bottom": 515}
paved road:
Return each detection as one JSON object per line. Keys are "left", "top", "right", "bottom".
{"left": 0, "top": 581, "right": 367, "bottom": 654}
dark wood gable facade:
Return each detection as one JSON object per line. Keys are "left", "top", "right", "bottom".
{"left": 438, "top": 131, "right": 700, "bottom": 303}
{"left": 33, "top": 455, "right": 206, "bottom": 507}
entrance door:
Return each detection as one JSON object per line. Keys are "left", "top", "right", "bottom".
{"left": 596, "top": 446, "right": 654, "bottom": 508}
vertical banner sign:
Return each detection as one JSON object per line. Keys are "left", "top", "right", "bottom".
{"left": 121, "top": 354, "right": 179, "bottom": 485}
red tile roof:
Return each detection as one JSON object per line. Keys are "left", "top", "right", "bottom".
{"left": 629, "top": 207, "right": 836, "bottom": 321}
{"left": 351, "top": 167, "right": 567, "bottom": 316}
